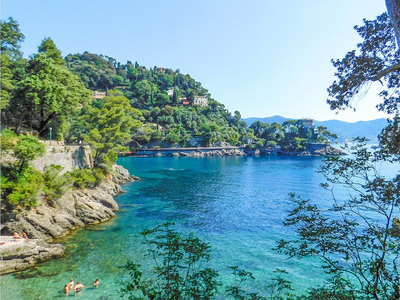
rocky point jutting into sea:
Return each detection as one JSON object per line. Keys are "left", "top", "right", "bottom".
{"left": 0, "top": 145, "right": 139, "bottom": 275}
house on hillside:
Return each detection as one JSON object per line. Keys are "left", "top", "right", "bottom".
{"left": 179, "top": 97, "right": 190, "bottom": 105}
{"left": 92, "top": 91, "right": 107, "bottom": 99}
{"left": 193, "top": 96, "right": 208, "bottom": 107}
{"left": 178, "top": 96, "right": 208, "bottom": 107}
{"left": 155, "top": 67, "right": 166, "bottom": 73}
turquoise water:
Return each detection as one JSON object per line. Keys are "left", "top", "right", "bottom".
{"left": 2, "top": 155, "right": 388, "bottom": 299}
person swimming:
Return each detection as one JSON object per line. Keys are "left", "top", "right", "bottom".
{"left": 94, "top": 279, "right": 99, "bottom": 287}
{"left": 74, "top": 282, "right": 84, "bottom": 292}
{"left": 63, "top": 284, "right": 70, "bottom": 293}
{"left": 68, "top": 278, "right": 74, "bottom": 289}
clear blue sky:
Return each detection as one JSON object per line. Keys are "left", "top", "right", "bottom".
{"left": 2, "top": 0, "right": 389, "bottom": 122}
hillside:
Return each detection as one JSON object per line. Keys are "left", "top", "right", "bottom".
{"left": 244, "top": 116, "right": 387, "bottom": 143}
{"left": 64, "top": 52, "right": 248, "bottom": 148}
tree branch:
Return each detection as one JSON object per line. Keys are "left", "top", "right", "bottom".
{"left": 371, "top": 63, "right": 400, "bottom": 81}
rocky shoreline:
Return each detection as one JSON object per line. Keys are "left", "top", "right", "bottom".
{"left": 261, "top": 145, "right": 347, "bottom": 156}
{"left": 130, "top": 145, "right": 346, "bottom": 157}
{"left": 0, "top": 238, "right": 65, "bottom": 275}
{"left": 146, "top": 148, "right": 248, "bottom": 157}
{"left": 0, "top": 165, "right": 139, "bottom": 275}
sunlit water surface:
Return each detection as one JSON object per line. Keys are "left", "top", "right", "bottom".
{"left": 2, "top": 155, "right": 399, "bottom": 299}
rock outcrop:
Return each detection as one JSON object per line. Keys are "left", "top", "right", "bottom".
{"left": 112, "top": 164, "right": 140, "bottom": 183}
{"left": 311, "top": 145, "right": 347, "bottom": 156}
{"left": 0, "top": 164, "right": 139, "bottom": 275}
{"left": 0, "top": 238, "right": 65, "bottom": 275}
{"left": 171, "top": 148, "right": 246, "bottom": 157}
{"left": 133, "top": 144, "right": 346, "bottom": 158}
{"left": 2, "top": 180, "right": 122, "bottom": 242}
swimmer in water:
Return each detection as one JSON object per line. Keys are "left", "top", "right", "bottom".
{"left": 68, "top": 278, "right": 74, "bottom": 289}
{"left": 94, "top": 279, "right": 99, "bottom": 287}
{"left": 63, "top": 284, "right": 70, "bottom": 293}
{"left": 74, "top": 282, "right": 84, "bottom": 292}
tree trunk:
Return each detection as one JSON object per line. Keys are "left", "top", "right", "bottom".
{"left": 386, "top": 0, "right": 400, "bottom": 49}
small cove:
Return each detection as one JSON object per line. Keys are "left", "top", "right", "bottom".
{"left": 2, "top": 155, "right": 382, "bottom": 299}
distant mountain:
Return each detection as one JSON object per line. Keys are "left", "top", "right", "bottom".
{"left": 243, "top": 115, "right": 388, "bottom": 143}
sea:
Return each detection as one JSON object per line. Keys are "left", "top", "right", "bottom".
{"left": 2, "top": 154, "right": 399, "bottom": 299}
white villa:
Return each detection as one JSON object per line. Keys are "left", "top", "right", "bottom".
{"left": 193, "top": 96, "right": 208, "bottom": 107}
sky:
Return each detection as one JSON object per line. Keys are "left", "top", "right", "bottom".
{"left": 1, "top": 0, "right": 391, "bottom": 122}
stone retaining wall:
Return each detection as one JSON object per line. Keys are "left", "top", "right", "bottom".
{"left": 32, "top": 145, "right": 92, "bottom": 175}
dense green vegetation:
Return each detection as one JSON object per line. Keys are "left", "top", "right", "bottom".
{"left": 65, "top": 51, "right": 250, "bottom": 148}
{"left": 249, "top": 120, "right": 337, "bottom": 151}
{"left": 0, "top": 18, "right": 115, "bottom": 209}
{"left": 0, "top": 129, "right": 46, "bottom": 207}
{"left": 65, "top": 52, "right": 338, "bottom": 150}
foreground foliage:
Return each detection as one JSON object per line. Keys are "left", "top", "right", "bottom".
{"left": 121, "top": 223, "right": 295, "bottom": 300}
{"left": 276, "top": 6, "right": 400, "bottom": 300}
{"left": 123, "top": 224, "right": 388, "bottom": 300}
{"left": 276, "top": 140, "right": 400, "bottom": 299}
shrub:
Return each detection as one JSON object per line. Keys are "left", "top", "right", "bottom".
{"left": 70, "top": 168, "right": 104, "bottom": 189}
{"left": 6, "top": 168, "right": 44, "bottom": 207}
{"left": 43, "top": 164, "right": 73, "bottom": 204}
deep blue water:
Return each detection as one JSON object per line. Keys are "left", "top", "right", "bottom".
{"left": 3, "top": 155, "right": 395, "bottom": 299}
